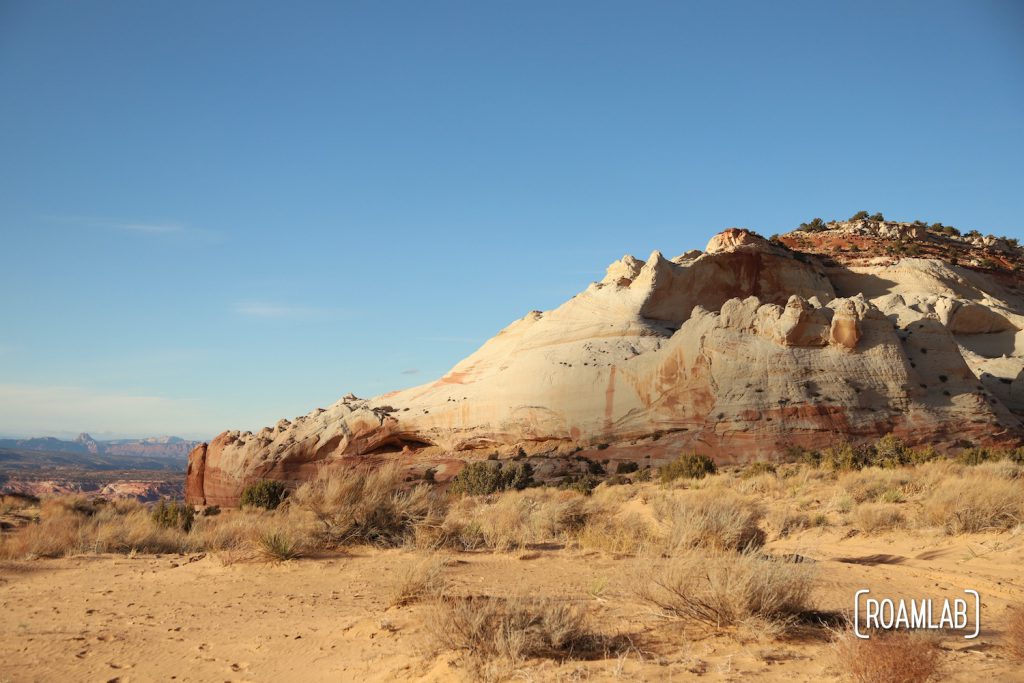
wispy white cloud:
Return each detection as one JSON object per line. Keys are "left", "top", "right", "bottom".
{"left": 233, "top": 302, "right": 338, "bottom": 320}
{"left": 0, "top": 383, "right": 215, "bottom": 439}
{"left": 117, "top": 222, "right": 184, "bottom": 234}
{"left": 400, "top": 368, "right": 420, "bottom": 375}
{"left": 42, "top": 214, "right": 221, "bottom": 240}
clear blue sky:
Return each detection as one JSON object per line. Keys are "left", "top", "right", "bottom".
{"left": 1, "top": 1, "right": 1022, "bottom": 439}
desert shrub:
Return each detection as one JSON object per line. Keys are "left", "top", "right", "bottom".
{"left": 741, "top": 462, "right": 777, "bottom": 479}
{"left": 428, "top": 594, "right": 594, "bottom": 664}
{"left": 292, "top": 463, "right": 441, "bottom": 547}
{"left": 1, "top": 497, "right": 193, "bottom": 559}
{"left": 575, "top": 512, "right": 656, "bottom": 555}
{"left": 557, "top": 473, "right": 601, "bottom": 496}
{"left": 654, "top": 490, "right": 764, "bottom": 552}
{"left": 256, "top": 529, "right": 304, "bottom": 562}
{"left": 872, "top": 435, "right": 910, "bottom": 468}
{"left": 820, "top": 442, "right": 871, "bottom": 471}
{"left": 449, "top": 461, "right": 534, "bottom": 496}
{"left": 240, "top": 480, "right": 288, "bottom": 510}
{"left": 973, "top": 459, "right": 1024, "bottom": 480}
{"left": 920, "top": 474, "right": 1024, "bottom": 533}
{"left": 831, "top": 629, "right": 942, "bottom": 683}
{"left": 849, "top": 210, "right": 870, "bottom": 221}
{"left": 388, "top": 555, "right": 448, "bottom": 607}
{"left": 614, "top": 461, "right": 639, "bottom": 474}
{"left": 660, "top": 453, "right": 717, "bottom": 483}
{"left": 1006, "top": 604, "right": 1024, "bottom": 661}
{"left": 907, "top": 445, "right": 941, "bottom": 465}
{"left": 840, "top": 468, "right": 914, "bottom": 503}
{"left": 798, "top": 217, "right": 829, "bottom": 232}
{"left": 768, "top": 509, "right": 828, "bottom": 537}
{"left": 853, "top": 503, "right": 906, "bottom": 534}
{"left": 957, "top": 446, "right": 1024, "bottom": 466}
{"left": 422, "top": 488, "right": 588, "bottom": 552}
{"left": 151, "top": 500, "right": 196, "bottom": 532}
{"left": 636, "top": 549, "right": 816, "bottom": 633}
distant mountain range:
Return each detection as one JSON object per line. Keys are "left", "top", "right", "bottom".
{"left": 0, "top": 433, "right": 199, "bottom": 460}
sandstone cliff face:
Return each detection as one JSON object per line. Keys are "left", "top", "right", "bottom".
{"left": 186, "top": 224, "right": 1024, "bottom": 506}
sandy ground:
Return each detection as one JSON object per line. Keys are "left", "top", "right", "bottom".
{"left": 2, "top": 520, "right": 1023, "bottom": 682}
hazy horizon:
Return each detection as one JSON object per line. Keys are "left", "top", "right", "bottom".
{"left": 3, "top": 0, "right": 1023, "bottom": 438}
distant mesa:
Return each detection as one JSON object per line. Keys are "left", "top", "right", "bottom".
{"left": 0, "top": 434, "right": 200, "bottom": 459}
{"left": 185, "top": 219, "right": 1024, "bottom": 506}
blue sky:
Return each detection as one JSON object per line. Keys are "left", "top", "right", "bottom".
{"left": 1, "top": 1, "right": 1022, "bottom": 439}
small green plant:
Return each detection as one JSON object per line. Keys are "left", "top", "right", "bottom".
{"left": 819, "top": 442, "right": 871, "bottom": 471}
{"left": 741, "top": 462, "right": 777, "bottom": 479}
{"left": 660, "top": 453, "right": 717, "bottom": 483}
{"left": 151, "top": 500, "right": 195, "bottom": 532}
{"left": 257, "top": 530, "right": 304, "bottom": 562}
{"left": 448, "top": 461, "right": 534, "bottom": 496}
{"left": 872, "top": 435, "right": 910, "bottom": 468}
{"left": 615, "top": 461, "right": 639, "bottom": 475}
{"left": 849, "top": 210, "right": 870, "bottom": 221}
{"left": 558, "top": 474, "right": 601, "bottom": 496}
{"left": 241, "top": 480, "right": 288, "bottom": 510}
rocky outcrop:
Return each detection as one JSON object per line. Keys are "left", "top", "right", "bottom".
{"left": 186, "top": 227, "right": 1024, "bottom": 506}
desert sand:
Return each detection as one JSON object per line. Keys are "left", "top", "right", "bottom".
{"left": 4, "top": 469, "right": 1023, "bottom": 682}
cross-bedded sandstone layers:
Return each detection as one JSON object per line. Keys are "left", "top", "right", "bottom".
{"left": 186, "top": 226, "right": 1024, "bottom": 506}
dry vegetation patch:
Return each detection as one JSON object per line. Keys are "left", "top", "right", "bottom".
{"left": 831, "top": 630, "right": 942, "bottom": 683}
{"left": 388, "top": 554, "right": 449, "bottom": 607}
{"left": 635, "top": 549, "right": 816, "bottom": 635}
{"left": 427, "top": 594, "right": 604, "bottom": 666}
{"left": 1006, "top": 604, "right": 1024, "bottom": 661}
{"left": 920, "top": 474, "right": 1024, "bottom": 533}
{"left": 654, "top": 490, "right": 765, "bottom": 552}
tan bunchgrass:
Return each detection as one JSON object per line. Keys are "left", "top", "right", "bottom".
{"left": 1005, "top": 604, "right": 1024, "bottom": 661}
{"left": 421, "top": 488, "right": 588, "bottom": 552}
{"left": 255, "top": 529, "right": 305, "bottom": 562}
{"left": 427, "top": 594, "right": 595, "bottom": 666}
{"left": 830, "top": 629, "right": 942, "bottom": 683}
{"left": 839, "top": 468, "right": 916, "bottom": 504}
{"left": 291, "top": 462, "right": 441, "bottom": 548}
{"left": 0, "top": 497, "right": 190, "bottom": 559}
{"left": 653, "top": 490, "right": 765, "bottom": 552}
{"left": 575, "top": 512, "right": 657, "bottom": 555}
{"left": 635, "top": 549, "right": 816, "bottom": 634}
{"left": 852, "top": 503, "right": 906, "bottom": 534}
{"left": 919, "top": 474, "right": 1024, "bottom": 534}
{"left": 388, "top": 554, "right": 449, "bottom": 607}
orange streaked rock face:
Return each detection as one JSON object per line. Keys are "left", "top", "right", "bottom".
{"left": 187, "top": 224, "right": 1024, "bottom": 506}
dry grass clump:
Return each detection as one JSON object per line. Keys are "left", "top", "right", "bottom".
{"left": 654, "top": 490, "right": 764, "bottom": 552}
{"left": 840, "top": 468, "right": 916, "bottom": 503}
{"left": 428, "top": 594, "right": 595, "bottom": 665}
{"left": 291, "top": 463, "right": 441, "bottom": 547}
{"left": 255, "top": 529, "right": 305, "bottom": 562}
{"left": 636, "top": 549, "right": 816, "bottom": 633}
{"left": 767, "top": 508, "right": 829, "bottom": 538}
{"left": 0, "top": 497, "right": 192, "bottom": 559}
{"left": 388, "top": 554, "right": 449, "bottom": 607}
{"left": 852, "top": 503, "right": 906, "bottom": 534}
{"left": 1005, "top": 604, "right": 1024, "bottom": 661}
{"left": 831, "top": 629, "right": 942, "bottom": 683}
{"left": 575, "top": 512, "right": 657, "bottom": 554}
{"left": 422, "top": 488, "right": 588, "bottom": 552}
{"left": 919, "top": 474, "right": 1024, "bottom": 533}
